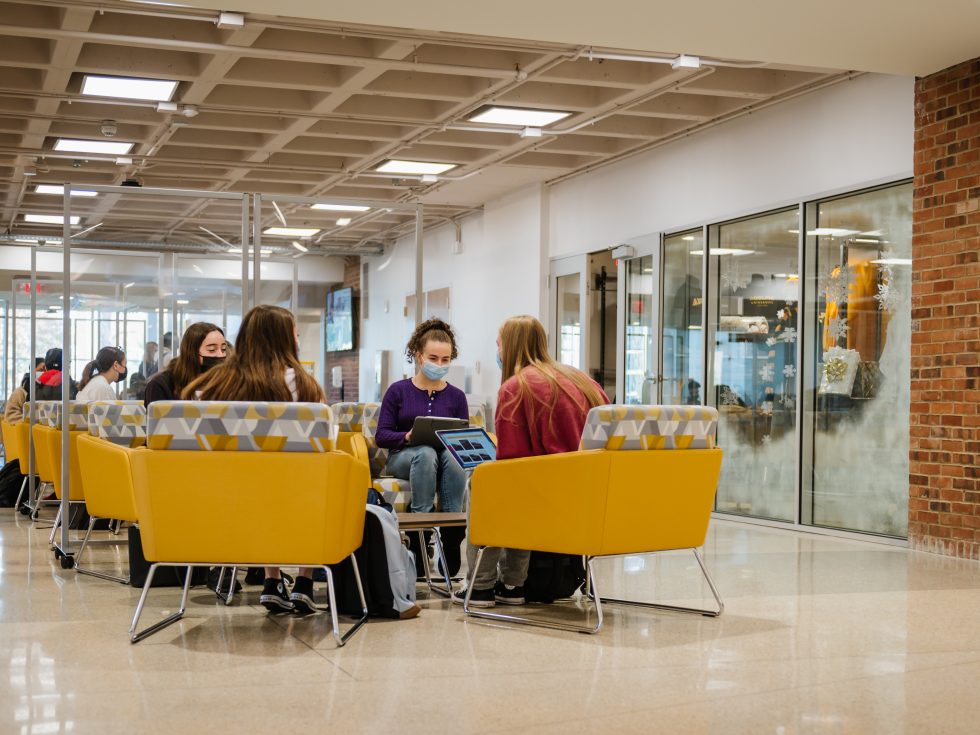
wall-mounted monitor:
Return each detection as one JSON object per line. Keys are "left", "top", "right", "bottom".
{"left": 326, "top": 286, "right": 356, "bottom": 352}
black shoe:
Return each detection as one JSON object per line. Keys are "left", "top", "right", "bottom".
{"left": 244, "top": 567, "right": 264, "bottom": 585}
{"left": 451, "top": 587, "right": 495, "bottom": 608}
{"left": 207, "top": 567, "right": 242, "bottom": 595}
{"left": 494, "top": 582, "right": 525, "bottom": 605}
{"left": 260, "top": 578, "right": 293, "bottom": 613}
{"left": 437, "top": 526, "right": 465, "bottom": 578}
{"left": 289, "top": 575, "right": 318, "bottom": 615}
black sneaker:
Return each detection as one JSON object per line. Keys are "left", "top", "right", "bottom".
{"left": 260, "top": 578, "right": 294, "bottom": 613}
{"left": 244, "top": 567, "right": 264, "bottom": 585}
{"left": 451, "top": 587, "right": 495, "bottom": 608}
{"left": 494, "top": 582, "right": 525, "bottom": 605}
{"left": 289, "top": 575, "right": 318, "bottom": 615}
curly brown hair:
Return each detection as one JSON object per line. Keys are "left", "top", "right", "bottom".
{"left": 405, "top": 318, "right": 458, "bottom": 363}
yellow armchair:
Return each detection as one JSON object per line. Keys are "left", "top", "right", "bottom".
{"left": 464, "top": 404, "right": 724, "bottom": 634}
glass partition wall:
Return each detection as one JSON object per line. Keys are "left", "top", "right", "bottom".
{"left": 616, "top": 180, "right": 912, "bottom": 540}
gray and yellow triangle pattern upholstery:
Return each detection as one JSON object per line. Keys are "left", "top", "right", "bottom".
{"left": 580, "top": 404, "right": 718, "bottom": 451}
{"left": 87, "top": 401, "right": 147, "bottom": 448}
{"left": 468, "top": 402, "right": 487, "bottom": 429}
{"left": 331, "top": 401, "right": 366, "bottom": 433}
{"left": 362, "top": 402, "right": 411, "bottom": 511}
{"left": 37, "top": 400, "right": 90, "bottom": 430}
{"left": 147, "top": 401, "right": 334, "bottom": 452}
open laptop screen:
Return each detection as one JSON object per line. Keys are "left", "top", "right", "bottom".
{"left": 436, "top": 427, "right": 497, "bottom": 470}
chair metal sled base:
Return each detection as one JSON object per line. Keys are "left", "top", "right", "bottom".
{"left": 74, "top": 516, "right": 130, "bottom": 585}
{"left": 462, "top": 547, "right": 723, "bottom": 635}
{"left": 129, "top": 557, "right": 369, "bottom": 647}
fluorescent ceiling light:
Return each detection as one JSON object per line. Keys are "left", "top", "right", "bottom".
{"left": 871, "top": 258, "right": 912, "bottom": 266}
{"left": 375, "top": 160, "right": 457, "bottom": 175}
{"left": 468, "top": 106, "right": 571, "bottom": 127}
{"left": 335, "top": 218, "right": 352, "bottom": 227}
{"left": 788, "top": 229, "right": 800, "bottom": 234}
{"left": 176, "top": 299, "right": 190, "bottom": 305}
{"left": 262, "top": 227, "right": 320, "bottom": 238}
{"left": 25, "top": 214, "right": 81, "bottom": 225}
{"left": 852, "top": 238, "right": 882, "bottom": 244}
{"left": 681, "top": 235, "right": 696, "bottom": 241}
{"left": 807, "top": 228, "right": 859, "bottom": 237}
{"left": 229, "top": 247, "right": 273, "bottom": 255}
{"left": 291, "top": 240, "right": 308, "bottom": 253}
{"left": 14, "top": 236, "right": 63, "bottom": 244}
{"left": 34, "top": 185, "right": 97, "bottom": 197}
{"left": 54, "top": 138, "right": 134, "bottom": 155}
{"left": 81, "top": 74, "right": 178, "bottom": 102}
{"left": 691, "top": 248, "right": 755, "bottom": 256}
{"left": 311, "top": 203, "right": 371, "bottom": 212}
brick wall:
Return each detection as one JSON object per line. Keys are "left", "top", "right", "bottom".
{"left": 909, "top": 57, "right": 980, "bottom": 560}
{"left": 324, "top": 256, "right": 360, "bottom": 405}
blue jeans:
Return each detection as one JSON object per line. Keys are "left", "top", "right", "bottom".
{"left": 385, "top": 445, "right": 466, "bottom": 513}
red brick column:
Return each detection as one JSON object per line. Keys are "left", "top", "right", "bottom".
{"left": 909, "top": 57, "right": 980, "bottom": 560}
{"left": 324, "top": 256, "right": 360, "bottom": 404}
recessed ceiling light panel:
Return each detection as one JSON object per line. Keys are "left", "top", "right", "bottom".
{"left": 375, "top": 160, "right": 457, "bottom": 175}
{"left": 25, "top": 214, "right": 81, "bottom": 225}
{"left": 311, "top": 203, "right": 371, "bottom": 212}
{"left": 468, "top": 106, "right": 571, "bottom": 127}
{"left": 54, "top": 138, "right": 134, "bottom": 155}
{"left": 81, "top": 74, "right": 178, "bottom": 102}
{"left": 262, "top": 227, "right": 320, "bottom": 238}
{"left": 34, "top": 185, "right": 97, "bottom": 197}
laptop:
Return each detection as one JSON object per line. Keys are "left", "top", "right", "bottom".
{"left": 407, "top": 415, "right": 468, "bottom": 449}
{"left": 436, "top": 427, "right": 497, "bottom": 471}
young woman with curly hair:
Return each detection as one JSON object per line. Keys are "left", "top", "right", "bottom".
{"left": 375, "top": 318, "right": 469, "bottom": 575}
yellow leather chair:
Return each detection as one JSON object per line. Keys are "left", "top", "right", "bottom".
{"left": 127, "top": 400, "right": 370, "bottom": 646}
{"left": 29, "top": 402, "right": 63, "bottom": 523}
{"left": 464, "top": 404, "right": 724, "bottom": 634}
{"left": 11, "top": 407, "right": 35, "bottom": 512}
{"left": 73, "top": 401, "right": 147, "bottom": 584}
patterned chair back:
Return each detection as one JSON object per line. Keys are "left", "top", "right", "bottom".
{"left": 468, "top": 402, "right": 487, "bottom": 429}
{"left": 360, "top": 402, "right": 389, "bottom": 477}
{"left": 36, "top": 400, "right": 90, "bottom": 431}
{"left": 87, "top": 401, "right": 147, "bottom": 447}
{"left": 580, "top": 405, "right": 718, "bottom": 451}
{"left": 331, "top": 401, "right": 366, "bottom": 434}
{"left": 22, "top": 401, "right": 32, "bottom": 424}
{"left": 147, "top": 401, "right": 334, "bottom": 452}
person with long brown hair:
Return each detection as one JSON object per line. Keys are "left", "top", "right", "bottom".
{"left": 143, "top": 323, "right": 226, "bottom": 407}
{"left": 184, "top": 305, "right": 326, "bottom": 614}
{"left": 454, "top": 315, "right": 608, "bottom": 608}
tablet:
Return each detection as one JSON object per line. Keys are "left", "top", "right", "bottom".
{"left": 436, "top": 427, "right": 497, "bottom": 470}
{"left": 408, "top": 415, "right": 469, "bottom": 448}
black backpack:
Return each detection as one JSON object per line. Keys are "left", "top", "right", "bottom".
{"left": 0, "top": 459, "right": 24, "bottom": 507}
{"left": 523, "top": 552, "right": 586, "bottom": 603}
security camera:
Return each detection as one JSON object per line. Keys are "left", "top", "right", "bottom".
{"left": 100, "top": 119, "right": 118, "bottom": 137}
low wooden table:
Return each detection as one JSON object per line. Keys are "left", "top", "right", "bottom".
{"left": 398, "top": 512, "right": 467, "bottom": 597}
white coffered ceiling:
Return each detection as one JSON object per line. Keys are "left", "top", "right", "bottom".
{"left": 0, "top": 0, "right": 884, "bottom": 255}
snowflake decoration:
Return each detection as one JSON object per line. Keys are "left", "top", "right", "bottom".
{"left": 779, "top": 327, "right": 797, "bottom": 343}
{"left": 766, "top": 337, "right": 777, "bottom": 347}
{"left": 874, "top": 262, "right": 902, "bottom": 313}
{"left": 760, "top": 401, "right": 774, "bottom": 416}
{"left": 826, "top": 317, "right": 849, "bottom": 342}
{"left": 721, "top": 264, "right": 751, "bottom": 293}
{"left": 761, "top": 434, "right": 772, "bottom": 445}
{"left": 720, "top": 388, "right": 741, "bottom": 406}
{"left": 759, "top": 363, "right": 775, "bottom": 382}
{"left": 819, "top": 263, "right": 850, "bottom": 305}
{"left": 783, "top": 364, "right": 797, "bottom": 378}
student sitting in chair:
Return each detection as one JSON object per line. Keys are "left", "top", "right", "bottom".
{"left": 375, "top": 318, "right": 469, "bottom": 577}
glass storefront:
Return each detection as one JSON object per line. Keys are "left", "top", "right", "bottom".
{"left": 708, "top": 208, "right": 800, "bottom": 522}
{"left": 802, "top": 182, "right": 913, "bottom": 537}
{"left": 615, "top": 181, "right": 912, "bottom": 538}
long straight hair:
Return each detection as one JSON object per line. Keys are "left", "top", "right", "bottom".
{"left": 167, "top": 322, "right": 223, "bottom": 396}
{"left": 183, "top": 305, "right": 324, "bottom": 402}
{"left": 496, "top": 315, "right": 606, "bottom": 427}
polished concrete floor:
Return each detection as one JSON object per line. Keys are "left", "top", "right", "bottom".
{"left": 2, "top": 509, "right": 980, "bottom": 735}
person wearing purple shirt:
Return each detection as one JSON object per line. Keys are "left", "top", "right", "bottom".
{"left": 379, "top": 319, "right": 469, "bottom": 576}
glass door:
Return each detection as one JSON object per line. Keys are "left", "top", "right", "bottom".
{"left": 661, "top": 229, "right": 705, "bottom": 405}
{"left": 550, "top": 256, "right": 587, "bottom": 370}
{"left": 622, "top": 243, "right": 660, "bottom": 405}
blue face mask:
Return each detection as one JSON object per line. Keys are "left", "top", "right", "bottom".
{"left": 496, "top": 351, "right": 503, "bottom": 370}
{"left": 421, "top": 361, "right": 449, "bottom": 381}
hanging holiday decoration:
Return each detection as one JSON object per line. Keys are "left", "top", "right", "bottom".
{"left": 759, "top": 363, "right": 775, "bottom": 382}
{"left": 721, "top": 262, "right": 751, "bottom": 293}
{"left": 778, "top": 326, "right": 797, "bottom": 343}
{"left": 827, "top": 317, "right": 849, "bottom": 342}
{"left": 874, "top": 254, "right": 902, "bottom": 312}
{"left": 783, "top": 364, "right": 797, "bottom": 378}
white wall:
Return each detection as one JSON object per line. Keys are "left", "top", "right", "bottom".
{"left": 548, "top": 73, "right": 914, "bottom": 257}
{"left": 359, "top": 185, "right": 547, "bottom": 410}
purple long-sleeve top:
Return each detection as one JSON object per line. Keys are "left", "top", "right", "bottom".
{"left": 376, "top": 378, "right": 469, "bottom": 453}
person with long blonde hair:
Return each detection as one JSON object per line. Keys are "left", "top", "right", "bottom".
{"left": 454, "top": 315, "right": 608, "bottom": 608}
{"left": 184, "top": 305, "right": 326, "bottom": 614}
